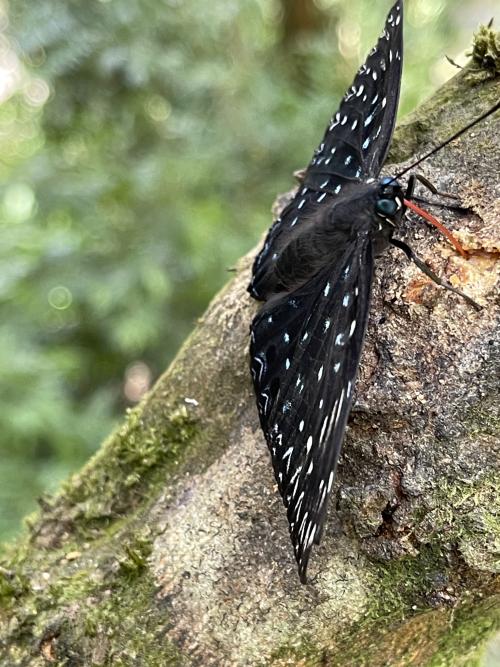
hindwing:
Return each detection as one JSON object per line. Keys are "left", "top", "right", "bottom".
{"left": 250, "top": 234, "right": 374, "bottom": 581}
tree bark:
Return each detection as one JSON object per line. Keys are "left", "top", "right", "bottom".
{"left": 1, "top": 65, "right": 499, "bottom": 666}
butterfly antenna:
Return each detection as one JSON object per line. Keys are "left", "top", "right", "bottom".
{"left": 394, "top": 99, "right": 500, "bottom": 180}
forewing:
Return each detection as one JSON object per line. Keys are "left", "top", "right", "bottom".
{"left": 250, "top": 234, "right": 374, "bottom": 581}
{"left": 305, "top": 0, "right": 403, "bottom": 190}
{"left": 249, "top": 0, "right": 402, "bottom": 299}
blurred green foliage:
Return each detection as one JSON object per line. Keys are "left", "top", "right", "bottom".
{"left": 0, "top": 0, "right": 485, "bottom": 542}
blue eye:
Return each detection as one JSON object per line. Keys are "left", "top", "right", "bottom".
{"left": 376, "top": 198, "right": 397, "bottom": 216}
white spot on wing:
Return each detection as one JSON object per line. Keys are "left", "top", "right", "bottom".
{"left": 295, "top": 492, "right": 304, "bottom": 518}
{"left": 320, "top": 414, "right": 330, "bottom": 443}
{"left": 290, "top": 465, "right": 302, "bottom": 487}
{"left": 334, "top": 389, "right": 345, "bottom": 428}
{"left": 307, "top": 524, "right": 317, "bottom": 547}
{"left": 254, "top": 356, "right": 265, "bottom": 381}
{"left": 327, "top": 470, "right": 334, "bottom": 492}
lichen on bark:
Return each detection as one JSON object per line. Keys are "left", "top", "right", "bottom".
{"left": 1, "top": 63, "right": 499, "bottom": 666}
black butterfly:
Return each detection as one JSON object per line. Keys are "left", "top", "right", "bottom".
{"left": 247, "top": 0, "right": 487, "bottom": 583}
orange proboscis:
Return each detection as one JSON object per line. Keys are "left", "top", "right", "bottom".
{"left": 404, "top": 199, "right": 468, "bottom": 259}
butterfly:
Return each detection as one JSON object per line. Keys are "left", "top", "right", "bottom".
{"left": 247, "top": 0, "right": 490, "bottom": 583}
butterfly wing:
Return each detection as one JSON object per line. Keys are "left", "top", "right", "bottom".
{"left": 250, "top": 234, "right": 374, "bottom": 581}
{"left": 249, "top": 0, "right": 403, "bottom": 299}
{"left": 305, "top": 0, "right": 403, "bottom": 189}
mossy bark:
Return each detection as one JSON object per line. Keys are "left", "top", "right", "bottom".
{"left": 1, "top": 62, "right": 499, "bottom": 666}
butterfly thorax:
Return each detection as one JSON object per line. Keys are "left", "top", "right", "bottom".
{"left": 371, "top": 176, "right": 405, "bottom": 252}
{"left": 260, "top": 179, "right": 405, "bottom": 297}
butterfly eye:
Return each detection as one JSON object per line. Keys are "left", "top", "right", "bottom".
{"left": 376, "top": 198, "right": 397, "bottom": 216}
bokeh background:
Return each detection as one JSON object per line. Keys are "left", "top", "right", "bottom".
{"left": 0, "top": 0, "right": 496, "bottom": 544}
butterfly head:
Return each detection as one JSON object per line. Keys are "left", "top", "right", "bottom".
{"left": 375, "top": 176, "right": 405, "bottom": 226}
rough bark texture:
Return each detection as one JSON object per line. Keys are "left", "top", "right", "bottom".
{"left": 1, "top": 60, "right": 499, "bottom": 666}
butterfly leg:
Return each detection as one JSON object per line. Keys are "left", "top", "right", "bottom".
{"left": 406, "top": 174, "right": 471, "bottom": 213}
{"left": 406, "top": 173, "right": 459, "bottom": 201}
{"left": 410, "top": 195, "right": 470, "bottom": 214}
{"left": 391, "top": 238, "right": 481, "bottom": 310}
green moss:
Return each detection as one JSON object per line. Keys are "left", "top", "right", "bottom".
{"left": 9, "top": 403, "right": 200, "bottom": 550}
{"left": 268, "top": 592, "right": 500, "bottom": 667}
{"left": 0, "top": 522, "right": 182, "bottom": 665}
{"left": 416, "top": 473, "right": 500, "bottom": 572}
{"left": 64, "top": 403, "right": 198, "bottom": 508}
{"left": 70, "top": 573, "right": 184, "bottom": 666}
{"left": 117, "top": 531, "right": 153, "bottom": 581}
{"left": 25, "top": 572, "right": 185, "bottom": 667}
{"left": 464, "top": 397, "right": 500, "bottom": 438}
{"left": 0, "top": 566, "right": 30, "bottom": 607}
{"left": 368, "top": 545, "right": 450, "bottom": 619}
{"left": 331, "top": 594, "right": 500, "bottom": 667}
{"left": 469, "top": 24, "right": 500, "bottom": 76}
{"left": 428, "top": 595, "right": 500, "bottom": 667}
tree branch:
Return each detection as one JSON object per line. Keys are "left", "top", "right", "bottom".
{"left": 1, "top": 66, "right": 499, "bottom": 666}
